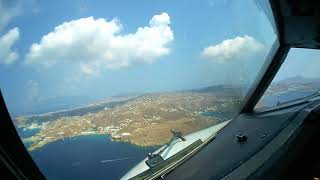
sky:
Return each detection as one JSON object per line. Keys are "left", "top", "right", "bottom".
{"left": 273, "top": 48, "right": 320, "bottom": 82}
{"left": 0, "top": 0, "right": 318, "bottom": 114}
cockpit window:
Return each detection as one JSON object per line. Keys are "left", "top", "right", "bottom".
{"left": 256, "top": 48, "right": 320, "bottom": 109}
{"left": 0, "top": 0, "right": 278, "bottom": 179}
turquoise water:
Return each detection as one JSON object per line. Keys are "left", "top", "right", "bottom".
{"left": 16, "top": 127, "right": 40, "bottom": 149}
{"left": 17, "top": 127, "right": 40, "bottom": 138}
{"left": 29, "top": 135, "right": 157, "bottom": 180}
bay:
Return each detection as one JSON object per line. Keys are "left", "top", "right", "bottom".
{"left": 30, "top": 134, "right": 157, "bottom": 180}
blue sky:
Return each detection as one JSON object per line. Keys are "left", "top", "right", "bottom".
{"left": 0, "top": 0, "right": 318, "bottom": 114}
{"left": 273, "top": 48, "right": 320, "bottom": 82}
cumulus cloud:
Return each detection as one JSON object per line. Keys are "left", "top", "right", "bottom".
{"left": 201, "top": 35, "right": 265, "bottom": 63}
{"left": 26, "top": 13, "right": 174, "bottom": 75}
{"left": 0, "top": 27, "right": 20, "bottom": 64}
{"left": 0, "top": 1, "right": 21, "bottom": 32}
{"left": 0, "top": 1, "right": 21, "bottom": 64}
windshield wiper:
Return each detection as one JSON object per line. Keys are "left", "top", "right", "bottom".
{"left": 146, "top": 129, "right": 186, "bottom": 168}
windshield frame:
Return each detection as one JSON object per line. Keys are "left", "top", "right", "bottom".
{"left": 239, "top": 0, "right": 285, "bottom": 114}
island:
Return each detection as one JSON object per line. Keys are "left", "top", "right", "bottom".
{"left": 14, "top": 85, "right": 244, "bottom": 151}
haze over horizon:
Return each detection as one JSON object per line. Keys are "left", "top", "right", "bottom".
{"left": 0, "top": 0, "right": 319, "bottom": 115}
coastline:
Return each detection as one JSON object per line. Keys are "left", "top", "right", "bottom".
{"left": 28, "top": 133, "right": 159, "bottom": 152}
{"left": 26, "top": 131, "right": 162, "bottom": 152}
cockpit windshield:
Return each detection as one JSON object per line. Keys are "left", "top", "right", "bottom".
{"left": 0, "top": 0, "right": 278, "bottom": 179}
{"left": 256, "top": 48, "right": 320, "bottom": 109}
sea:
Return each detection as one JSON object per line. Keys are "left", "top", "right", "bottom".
{"left": 18, "top": 91, "right": 312, "bottom": 180}
{"left": 19, "top": 130, "right": 157, "bottom": 180}
{"left": 261, "top": 91, "right": 314, "bottom": 107}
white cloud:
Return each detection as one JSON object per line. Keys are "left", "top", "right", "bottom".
{"left": 80, "top": 63, "right": 100, "bottom": 77}
{"left": 201, "top": 35, "right": 265, "bottom": 63}
{"left": 0, "top": 27, "right": 20, "bottom": 64}
{"left": 26, "top": 13, "right": 174, "bottom": 75}
{"left": 0, "top": 1, "right": 21, "bottom": 32}
{"left": 0, "top": 1, "right": 21, "bottom": 65}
